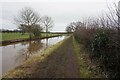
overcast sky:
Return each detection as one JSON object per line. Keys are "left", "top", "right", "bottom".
{"left": 0, "top": 0, "right": 119, "bottom": 32}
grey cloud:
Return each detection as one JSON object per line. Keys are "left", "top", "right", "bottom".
{"left": 1, "top": 0, "right": 119, "bottom": 31}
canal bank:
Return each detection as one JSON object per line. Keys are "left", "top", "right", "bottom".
{"left": 0, "top": 35, "right": 63, "bottom": 46}
{"left": 1, "top": 36, "right": 66, "bottom": 76}
{"left": 2, "top": 36, "right": 80, "bottom": 78}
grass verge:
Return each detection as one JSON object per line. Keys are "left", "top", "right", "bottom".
{"left": 73, "top": 36, "right": 105, "bottom": 78}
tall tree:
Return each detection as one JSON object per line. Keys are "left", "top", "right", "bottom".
{"left": 41, "top": 16, "right": 54, "bottom": 37}
{"left": 14, "top": 7, "right": 41, "bottom": 39}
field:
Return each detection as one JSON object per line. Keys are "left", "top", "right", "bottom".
{"left": 0, "top": 32, "right": 61, "bottom": 41}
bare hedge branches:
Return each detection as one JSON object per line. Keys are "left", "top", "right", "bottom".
{"left": 72, "top": 2, "right": 120, "bottom": 78}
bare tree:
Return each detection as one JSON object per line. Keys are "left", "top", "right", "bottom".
{"left": 41, "top": 16, "right": 54, "bottom": 37}
{"left": 66, "top": 26, "right": 72, "bottom": 33}
{"left": 66, "top": 21, "right": 83, "bottom": 32}
{"left": 14, "top": 7, "right": 41, "bottom": 39}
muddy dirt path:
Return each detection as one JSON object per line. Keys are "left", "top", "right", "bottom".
{"left": 31, "top": 37, "right": 80, "bottom": 78}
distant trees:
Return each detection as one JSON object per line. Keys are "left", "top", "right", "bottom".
{"left": 66, "top": 21, "right": 83, "bottom": 33}
{"left": 41, "top": 16, "right": 54, "bottom": 36}
{"left": 66, "top": 26, "right": 72, "bottom": 33}
{"left": 0, "top": 29, "right": 22, "bottom": 33}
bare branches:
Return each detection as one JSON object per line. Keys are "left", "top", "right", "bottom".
{"left": 41, "top": 16, "right": 54, "bottom": 32}
{"left": 14, "top": 7, "right": 54, "bottom": 38}
{"left": 14, "top": 7, "right": 41, "bottom": 26}
{"left": 14, "top": 7, "right": 42, "bottom": 38}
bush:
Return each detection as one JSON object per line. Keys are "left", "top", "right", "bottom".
{"left": 74, "top": 27, "right": 120, "bottom": 78}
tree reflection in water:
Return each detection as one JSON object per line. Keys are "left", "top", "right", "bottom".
{"left": 45, "top": 38, "right": 48, "bottom": 49}
{"left": 2, "top": 36, "right": 65, "bottom": 74}
{"left": 16, "top": 40, "right": 44, "bottom": 61}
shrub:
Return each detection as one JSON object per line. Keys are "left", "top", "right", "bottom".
{"left": 74, "top": 26, "right": 120, "bottom": 78}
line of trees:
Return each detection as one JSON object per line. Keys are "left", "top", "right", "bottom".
{"left": 66, "top": 3, "right": 120, "bottom": 78}
{"left": 0, "top": 29, "right": 22, "bottom": 33}
{"left": 14, "top": 7, "right": 54, "bottom": 38}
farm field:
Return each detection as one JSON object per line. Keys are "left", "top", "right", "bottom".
{"left": 0, "top": 32, "right": 61, "bottom": 41}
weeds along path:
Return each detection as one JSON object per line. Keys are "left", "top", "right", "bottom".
{"left": 32, "top": 36, "right": 79, "bottom": 78}
{"left": 3, "top": 36, "right": 80, "bottom": 78}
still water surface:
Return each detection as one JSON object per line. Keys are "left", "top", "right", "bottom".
{"left": 0, "top": 36, "right": 65, "bottom": 75}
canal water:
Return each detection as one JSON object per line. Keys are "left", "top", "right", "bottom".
{"left": 0, "top": 36, "right": 65, "bottom": 75}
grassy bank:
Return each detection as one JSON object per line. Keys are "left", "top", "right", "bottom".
{"left": 3, "top": 36, "right": 68, "bottom": 78}
{"left": 0, "top": 32, "right": 62, "bottom": 41}
{"left": 73, "top": 37, "right": 105, "bottom": 78}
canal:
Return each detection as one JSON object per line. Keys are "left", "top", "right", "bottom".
{"left": 0, "top": 36, "right": 65, "bottom": 75}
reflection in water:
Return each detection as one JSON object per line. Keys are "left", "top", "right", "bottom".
{"left": 16, "top": 40, "right": 44, "bottom": 61}
{"left": 1, "top": 36, "right": 65, "bottom": 75}
{"left": 26, "top": 41, "right": 41, "bottom": 59}
{"left": 45, "top": 38, "right": 48, "bottom": 49}
{"left": 14, "top": 44, "right": 16, "bottom": 48}
{"left": 20, "top": 42, "right": 28, "bottom": 46}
